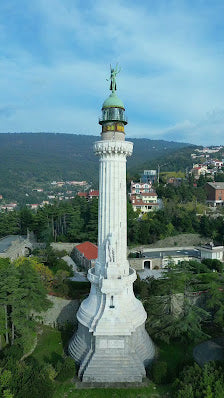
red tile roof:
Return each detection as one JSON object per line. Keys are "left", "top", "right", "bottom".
{"left": 139, "top": 192, "right": 157, "bottom": 197}
{"left": 75, "top": 241, "right": 98, "bottom": 260}
{"left": 78, "top": 192, "right": 87, "bottom": 197}
{"left": 89, "top": 190, "right": 99, "bottom": 196}
{"left": 132, "top": 198, "right": 159, "bottom": 206}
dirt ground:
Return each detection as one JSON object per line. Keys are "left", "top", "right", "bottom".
{"left": 129, "top": 233, "right": 209, "bottom": 251}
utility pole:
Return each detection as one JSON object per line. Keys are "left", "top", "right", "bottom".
{"left": 157, "top": 164, "right": 160, "bottom": 185}
{"left": 157, "top": 163, "right": 167, "bottom": 185}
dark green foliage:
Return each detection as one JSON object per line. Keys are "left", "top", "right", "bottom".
{"left": 151, "top": 361, "right": 168, "bottom": 384}
{"left": 65, "top": 280, "right": 90, "bottom": 299}
{"left": 173, "top": 361, "right": 224, "bottom": 398}
{"left": 143, "top": 263, "right": 224, "bottom": 344}
{"left": 156, "top": 178, "right": 207, "bottom": 204}
{"left": 0, "top": 259, "right": 51, "bottom": 351}
{"left": 182, "top": 260, "right": 211, "bottom": 274}
{"left": 56, "top": 356, "right": 76, "bottom": 382}
{"left": 0, "top": 133, "right": 190, "bottom": 204}
{"left": 202, "top": 259, "right": 224, "bottom": 273}
{"left": 10, "top": 359, "right": 54, "bottom": 398}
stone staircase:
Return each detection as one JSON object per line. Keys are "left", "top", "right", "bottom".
{"left": 68, "top": 330, "right": 89, "bottom": 365}
{"left": 82, "top": 351, "right": 146, "bottom": 383}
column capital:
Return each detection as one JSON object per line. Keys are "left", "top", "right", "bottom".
{"left": 94, "top": 140, "right": 133, "bottom": 157}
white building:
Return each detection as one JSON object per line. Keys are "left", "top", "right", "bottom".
{"left": 131, "top": 192, "right": 159, "bottom": 213}
{"left": 200, "top": 243, "right": 224, "bottom": 262}
{"left": 131, "top": 180, "right": 152, "bottom": 194}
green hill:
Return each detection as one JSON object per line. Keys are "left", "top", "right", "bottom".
{"left": 0, "top": 133, "right": 195, "bottom": 203}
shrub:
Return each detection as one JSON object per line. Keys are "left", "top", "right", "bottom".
{"left": 56, "top": 357, "right": 76, "bottom": 382}
{"left": 151, "top": 361, "right": 168, "bottom": 384}
{"left": 43, "top": 363, "right": 57, "bottom": 381}
{"left": 66, "top": 280, "right": 90, "bottom": 299}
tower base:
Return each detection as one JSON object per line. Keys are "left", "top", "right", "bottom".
{"left": 69, "top": 322, "right": 155, "bottom": 383}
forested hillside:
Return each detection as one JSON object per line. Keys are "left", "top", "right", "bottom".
{"left": 0, "top": 133, "right": 194, "bottom": 201}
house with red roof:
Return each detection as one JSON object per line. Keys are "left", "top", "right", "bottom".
{"left": 88, "top": 190, "right": 99, "bottom": 199}
{"left": 77, "top": 190, "right": 99, "bottom": 201}
{"left": 77, "top": 192, "right": 88, "bottom": 198}
{"left": 71, "top": 241, "right": 98, "bottom": 270}
{"left": 130, "top": 191, "right": 159, "bottom": 214}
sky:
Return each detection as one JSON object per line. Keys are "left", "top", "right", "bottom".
{"left": 0, "top": 0, "right": 224, "bottom": 145}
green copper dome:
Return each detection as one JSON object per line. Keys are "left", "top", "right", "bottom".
{"left": 102, "top": 92, "right": 125, "bottom": 109}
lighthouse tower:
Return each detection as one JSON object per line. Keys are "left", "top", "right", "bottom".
{"left": 69, "top": 67, "right": 155, "bottom": 383}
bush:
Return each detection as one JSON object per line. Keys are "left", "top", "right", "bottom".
{"left": 151, "top": 361, "right": 168, "bottom": 384}
{"left": 173, "top": 361, "right": 224, "bottom": 398}
{"left": 43, "top": 363, "right": 57, "bottom": 381}
{"left": 66, "top": 280, "right": 90, "bottom": 299}
{"left": 56, "top": 357, "right": 76, "bottom": 382}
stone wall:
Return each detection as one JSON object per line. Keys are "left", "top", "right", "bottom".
{"left": 129, "top": 257, "right": 162, "bottom": 270}
{"left": 50, "top": 242, "right": 79, "bottom": 254}
{"left": 33, "top": 294, "right": 79, "bottom": 327}
{"left": 0, "top": 237, "right": 34, "bottom": 260}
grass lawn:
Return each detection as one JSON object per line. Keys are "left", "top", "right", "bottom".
{"left": 31, "top": 326, "right": 193, "bottom": 397}
{"left": 158, "top": 340, "right": 194, "bottom": 380}
{"left": 52, "top": 383, "right": 170, "bottom": 398}
{"left": 32, "top": 325, "right": 65, "bottom": 364}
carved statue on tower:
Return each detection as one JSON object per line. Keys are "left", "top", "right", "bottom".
{"left": 108, "top": 64, "right": 121, "bottom": 92}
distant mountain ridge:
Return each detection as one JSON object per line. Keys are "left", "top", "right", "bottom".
{"left": 0, "top": 133, "right": 195, "bottom": 201}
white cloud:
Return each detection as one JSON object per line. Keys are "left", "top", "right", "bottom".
{"left": 0, "top": 0, "right": 224, "bottom": 145}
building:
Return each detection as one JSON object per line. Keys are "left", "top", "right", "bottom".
{"left": 140, "top": 170, "right": 157, "bottom": 184}
{"left": 130, "top": 180, "right": 152, "bottom": 194}
{"left": 129, "top": 245, "right": 224, "bottom": 274}
{"left": 200, "top": 243, "right": 224, "bottom": 261}
{"left": 68, "top": 180, "right": 87, "bottom": 186}
{"left": 30, "top": 204, "right": 39, "bottom": 210}
{"left": 88, "top": 189, "right": 99, "bottom": 199}
{"left": 0, "top": 203, "right": 17, "bottom": 211}
{"left": 167, "top": 177, "right": 184, "bottom": 186}
{"left": 211, "top": 159, "right": 223, "bottom": 168}
{"left": 69, "top": 67, "right": 155, "bottom": 383}
{"left": 191, "top": 164, "right": 208, "bottom": 179}
{"left": 77, "top": 192, "right": 87, "bottom": 198}
{"left": 32, "top": 188, "right": 44, "bottom": 192}
{"left": 206, "top": 182, "right": 224, "bottom": 206}
{"left": 0, "top": 235, "right": 34, "bottom": 260}
{"left": 129, "top": 248, "right": 201, "bottom": 271}
{"left": 71, "top": 241, "right": 98, "bottom": 270}
{"left": 131, "top": 192, "right": 159, "bottom": 213}
{"left": 77, "top": 190, "right": 99, "bottom": 200}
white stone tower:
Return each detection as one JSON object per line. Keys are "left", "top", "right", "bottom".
{"left": 69, "top": 66, "right": 155, "bottom": 383}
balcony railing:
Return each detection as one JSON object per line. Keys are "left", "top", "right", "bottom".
{"left": 99, "top": 115, "right": 128, "bottom": 123}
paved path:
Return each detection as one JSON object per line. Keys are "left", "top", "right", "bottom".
{"left": 193, "top": 337, "right": 224, "bottom": 366}
{"left": 62, "top": 255, "right": 88, "bottom": 282}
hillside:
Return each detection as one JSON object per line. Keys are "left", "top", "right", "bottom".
{"left": 0, "top": 133, "right": 195, "bottom": 203}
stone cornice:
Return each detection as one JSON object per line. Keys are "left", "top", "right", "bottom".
{"left": 94, "top": 140, "right": 133, "bottom": 157}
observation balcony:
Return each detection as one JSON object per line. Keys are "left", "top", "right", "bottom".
{"left": 99, "top": 115, "right": 128, "bottom": 124}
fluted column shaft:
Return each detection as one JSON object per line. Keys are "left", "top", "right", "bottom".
{"left": 94, "top": 140, "right": 133, "bottom": 277}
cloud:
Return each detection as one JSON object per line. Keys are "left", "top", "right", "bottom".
{"left": 0, "top": 0, "right": 224, "bottom": 145}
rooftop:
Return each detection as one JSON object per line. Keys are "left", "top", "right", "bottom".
{"left": 89, "top": 190, "right": 99, "bottom": 196}
{"left": 207, "top": 182, "right": 224, "bottom": 189}
{"left": 102, "top": 92, "right": 125, "bottom": 109}
{"left": 0, "top": 235, "right": 26, "bottom": 253}
{"left": 75, "top": 241, "right": 98, "bottom": 260}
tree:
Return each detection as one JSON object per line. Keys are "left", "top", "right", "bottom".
{"left": 0, "top": 259, "right": 51, "bottom": 350}
{"left": 174, "top": 362, "right": 224, "bottom": 398}
{"left": 19, "top": 207, "right": 34, "bottom": 235}
{"left": 205, "top": 277, "right": 224, "bottom": 328}
{"left": 14, "top": 257, "right": 53, "bottom": 289}
{"left": 0, "top": 368, "right": 14, "bottom": 398}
